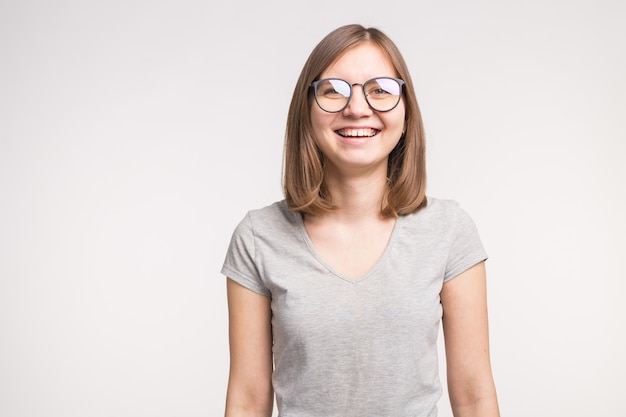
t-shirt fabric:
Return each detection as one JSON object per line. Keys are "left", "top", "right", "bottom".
{"left": 221, "top": 197, "right": 487, "bottom": 417}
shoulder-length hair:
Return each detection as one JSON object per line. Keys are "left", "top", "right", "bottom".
{"left": 283, "top": 24, "right": 427, "bottom": 218}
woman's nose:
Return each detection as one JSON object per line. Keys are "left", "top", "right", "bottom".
{"left": 342, "top": 85, "right": 373, "bottom": 117}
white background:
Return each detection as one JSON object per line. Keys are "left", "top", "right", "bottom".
{"left": 1, "top": 0, "right": 624, "bottom": 416}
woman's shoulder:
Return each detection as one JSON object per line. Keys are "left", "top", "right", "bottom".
{"left": 246, "top": 199, "right": 289, "bottom": 218}
{"left": 409, "top": 196, "right": 462, "bottom": 218}
{"left": 242, "top": 199, "right": 300, "bottom": 229}
{"left": 401, "top": 196, "right": 478, "bottom": 230}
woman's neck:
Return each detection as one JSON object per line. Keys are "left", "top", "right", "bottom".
{"left": 322, "top": 167, "right": 389, "bottom": 222}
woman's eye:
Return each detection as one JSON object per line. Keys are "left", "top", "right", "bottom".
{"left": 322, "top": 88, "right": 346, "bottom": 98}
{"left": 370, "top": 88, "right": 390, "bottom": 96}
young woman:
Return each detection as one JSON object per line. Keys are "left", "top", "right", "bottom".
{"left": 222, "top": 24, "right": 500, "bottom": 417}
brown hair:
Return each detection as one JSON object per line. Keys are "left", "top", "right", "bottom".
{"left": 283, "top": 24, "right": 427, "bottom": 217}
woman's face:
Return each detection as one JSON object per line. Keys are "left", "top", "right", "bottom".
{"left": 310, "top": 42, "right": 405, "bottom": 177}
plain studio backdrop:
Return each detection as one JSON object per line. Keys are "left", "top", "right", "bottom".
{"left": 1, "top": 0, "right": 624, "bottom": 416}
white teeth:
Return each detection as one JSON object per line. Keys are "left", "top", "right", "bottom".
{"left": 338, "top": 128, "right": 377, "bottom": 137}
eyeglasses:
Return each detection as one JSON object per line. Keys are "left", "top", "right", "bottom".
{"left": 310, "top": 77, "right": 405, "bottom": 113}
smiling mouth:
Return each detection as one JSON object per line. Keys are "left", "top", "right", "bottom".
{"left": 336, "top": 128, "right": 379, "bottom": 138}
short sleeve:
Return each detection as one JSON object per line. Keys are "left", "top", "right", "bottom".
{"left": 443, "top": 204, "right": 488, "bottom": 282}
{"left": 221, "top": 212, "right": 271, "bottom": 297}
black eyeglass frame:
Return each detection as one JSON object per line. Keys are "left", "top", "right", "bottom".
{"left": 310, "top": 77, "right": 405, "bottom": 113}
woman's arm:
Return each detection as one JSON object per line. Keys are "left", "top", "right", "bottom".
{"left": 441, "top": 261, "right": 500, "bottom": 417}
{"left": 225, "top": 278, "right": 274, "bottom": 417}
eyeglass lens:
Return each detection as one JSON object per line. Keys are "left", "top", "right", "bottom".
{"left": 313, "top": 77, "right": 402, "bottom": 112}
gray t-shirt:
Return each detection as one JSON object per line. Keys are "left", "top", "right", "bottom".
{"left": 222, "top": 197, "right": 487, "bottom": 417}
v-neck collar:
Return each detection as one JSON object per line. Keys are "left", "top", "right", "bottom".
{"left": 295, "top": 212, "right": 402, "bottom": 284}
